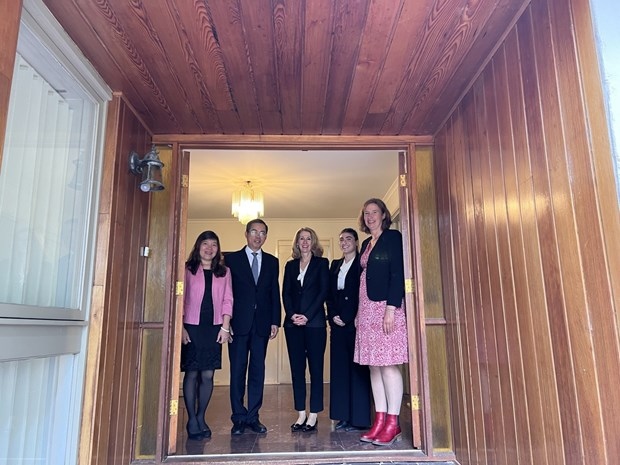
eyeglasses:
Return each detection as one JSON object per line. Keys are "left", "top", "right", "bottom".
{"left": 249, "top": 229, "right": 267, "bottom": 238}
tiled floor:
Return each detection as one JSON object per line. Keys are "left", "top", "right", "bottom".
{"left": 173, "top": 384, "right": 431, "bottom": 462}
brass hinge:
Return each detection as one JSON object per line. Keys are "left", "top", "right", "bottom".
{"left": 405, "top": 278, "right": 414, "bottom": 294}
{"left": 169, "top": 399, "right": 178, "bottom": 416}
{"left": 175, "top": 281, "right": 184, "bottom": 296}
{"left": 411, "top": 395, "right": 420, "bottom": 411}
{"left": 400, "top": 174, "right": 407, "bottom": 187}
{"left": 181, "top": 174, "right": 189, "bottom": 188}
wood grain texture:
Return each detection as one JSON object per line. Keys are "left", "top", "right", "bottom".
{"left": 81, "top": 96, "right": 152, "bottom": 465}
{"left": 41, "top": 0, "right": 529, "bottom": 136}
{"left": 434, "top": 0, "right": 620, "bottom": 463}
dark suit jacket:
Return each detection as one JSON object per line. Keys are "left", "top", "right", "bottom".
{"left": 282, "top": 255, "right": 329, "bottom": 328}
{"left": 326, "top": 254, "right": 361, "bottom": 330}
{"left": 360, "top": 228, "right": 405, "bottom": 307}
{"left": 225, "top": 247, "right": 281, "bottom": 337}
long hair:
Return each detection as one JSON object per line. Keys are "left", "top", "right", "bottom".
{"left": 185, "top": 230, "right": 227, "bottom": 277}
{"left": 291, "top": 227, "right": 323, "bottom": 259}
{"left": 358, "top": 198, "right": 393, "bottom": 234}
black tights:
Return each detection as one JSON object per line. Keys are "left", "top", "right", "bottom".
{"left": 182, "top": 370, "right": 214, "bottom": 431}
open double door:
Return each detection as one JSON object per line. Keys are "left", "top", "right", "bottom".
{"left": 158, "top": 145, "right": 429, "bottom": 462}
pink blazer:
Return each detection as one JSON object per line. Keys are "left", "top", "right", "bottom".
{"left": 183, "top": 265, "right": 233, "bottom": 325}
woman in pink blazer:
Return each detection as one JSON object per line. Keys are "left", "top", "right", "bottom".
{"left": 181, "top": 230, "right": 233, "bottom": 440}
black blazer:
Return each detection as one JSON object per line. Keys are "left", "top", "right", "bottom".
{"left": 282, "top": 255, "right": 329, "bottom": 328}
{"left": 360, "top": 229, "right": 404, "bottom": 307}
{"left": 225, "top": 248, "right": 281, "bottom": 337}
{"left": 326, "top": 254, "right": 361, "bottom": 330}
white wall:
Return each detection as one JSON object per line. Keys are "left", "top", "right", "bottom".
{"left": 187, "top": 217, "right": 362, "bottom": 258}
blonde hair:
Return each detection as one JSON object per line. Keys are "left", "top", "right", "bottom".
{"left": 291, "top": 227, "right": 324, "bottom": 258}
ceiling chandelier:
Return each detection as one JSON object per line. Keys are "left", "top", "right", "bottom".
{"left": 231, "top": 181, "right": 264, "bottom": 225}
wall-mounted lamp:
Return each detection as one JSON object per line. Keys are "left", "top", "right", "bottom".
{"left": 129, "top": 145, "right": 165, "bottom": 192}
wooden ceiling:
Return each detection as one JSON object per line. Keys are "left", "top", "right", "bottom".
{"left": 43, "top": 0, "right": 525, "bottom": 137}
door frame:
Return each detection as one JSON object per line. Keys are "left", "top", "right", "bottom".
{"left": 157, "top": 135, "right": 435, "bottom": 462}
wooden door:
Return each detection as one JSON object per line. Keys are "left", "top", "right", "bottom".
{"left": 399, "top": 149, "right": 424, "bottom": 449}
{"left": 166, "top": 148, "right": 190, "bottom": 455}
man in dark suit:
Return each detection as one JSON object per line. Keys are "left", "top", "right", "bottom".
{"left": 225, "top": 219, "right": 281, "bottom": 435}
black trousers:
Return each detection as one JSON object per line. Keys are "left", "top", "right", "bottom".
{"left": 329, "top": 326, "right": 371, "bottom": 427}
{"left": 228, "top": 329, "right": 269, "bottom": 423}
{"left": 284, "top": 325, "right": 326, "bottom": 413}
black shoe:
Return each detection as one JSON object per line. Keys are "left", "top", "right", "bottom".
{"left": 344, "top": 424, "right": 368, "bottom": 432}
{"left": 247, "top": 420, "right": 267, "bottom": 433}
{"left": 231, "top": 421, "right": 245, "bottom": 435}
{"left": 291, "top": 421, "right": 306, "bottom": 432}
{"left": 334, "top": 420, "right": 350, "bottom": 430}
{"left": 302, "top": 419, "right": 318, "bottom": 433}
{"left": 186, "top": 421, "right": 204, "bottom": 440}
{"left": 198, "top": 420, "right": 211, "bottom": 438}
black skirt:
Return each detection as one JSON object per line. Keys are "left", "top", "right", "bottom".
{"left": 181, "top": 270, "right": 222, "bottom": 372}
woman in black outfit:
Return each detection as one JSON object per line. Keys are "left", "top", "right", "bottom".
{"left": 282, "top": 227, "right": 329, "bottom": 432}
{"left": 327, "top": 228, "right": 371, "bottom": 431}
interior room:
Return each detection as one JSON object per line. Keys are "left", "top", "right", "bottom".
{"left": 175, "top": 148, "right": 413, "bottom": 457}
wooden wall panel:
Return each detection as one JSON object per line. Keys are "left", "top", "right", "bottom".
{"left": 82, "top": 94, "right": 151, "bottom": 465}
{"left": 434, "top": 0, "right": 620, "bottom": 464}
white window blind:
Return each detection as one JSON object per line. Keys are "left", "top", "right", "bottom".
{"left": 0, "top": 54, "right": 91, "bottom": 310}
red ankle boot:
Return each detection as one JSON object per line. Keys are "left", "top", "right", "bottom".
{"left": 372, "top": 414, "right": 401, "bottom": 445}
{"left": 359, "top": 412, "right": 386, "bottom": 443}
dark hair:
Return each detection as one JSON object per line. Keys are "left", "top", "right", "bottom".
{"left": 340, "top": 227, "right": 359, "bottom": 242}
{"left": 339, "top": 227, "right": 359, "bottom": 254}
{"left": 291, "top": 227, "right": 324, "bottom": 259}
{"left": 245, "top": 218, "right": 269, "bottom": 234}
{"left": 358, "top": 198, "right": 392, "bottom": 234}
{"left": 185, "top": 230, "right": 227, "bottom": 277}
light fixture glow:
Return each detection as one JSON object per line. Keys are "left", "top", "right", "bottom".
{"left": 231, "top": 181, "right": 264, "bottom": 224}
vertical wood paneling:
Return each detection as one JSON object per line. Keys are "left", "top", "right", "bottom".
{"left": 480, "top": 64, "right": 518, "bottom": 465}
{"left": 468, "top": 77, "right": 499, "bottom": 465}
{"left": 436, "top": 122, "right": 468, "bottom": 460}
{"left": 515, "top": 9, "right": 565, "bottom": 465}
{"left": 493, "top": 43, "right": 534, "bottom": 465}
{"left": 505, "top": 22, "right": 550, "bottom": 465}
{"left": 435, "top": 0, "right": 620, "bottom": 464}
{"left": 85, "top": 95, "right": 151, "bottom": 465}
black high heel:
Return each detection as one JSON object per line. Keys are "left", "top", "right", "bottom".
{"left": 291, "top": 420, "right": 306, "bottom": 432}
{"left": 302, "top": 419, "right": 318, "bottom": 432}
{"left": 197, "top": 419, "right": 211, "bottom": 438}
{"left": 186, "top": 420, "right": 204, "bottom": 440}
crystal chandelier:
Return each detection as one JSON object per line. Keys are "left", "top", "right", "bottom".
{"left": 231, "top": 181, "right": 264, "bottom": 224}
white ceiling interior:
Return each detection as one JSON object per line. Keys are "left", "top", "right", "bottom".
{"left": 187, "top": 149, "right": 400, "bottom": 221}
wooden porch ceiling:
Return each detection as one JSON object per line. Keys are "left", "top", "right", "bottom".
{"left": 42, "top": 0, "right": 525, "bottom": 137}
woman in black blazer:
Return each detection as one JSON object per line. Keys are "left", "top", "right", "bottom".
{"left": 282, "top": 227, "right": 329, "bottom": 432}
{"left": 354, "top": 198, "right": 408, "bottom": 446}
{"left": 326, "top": 228, "right": 371, "bottom": 432}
